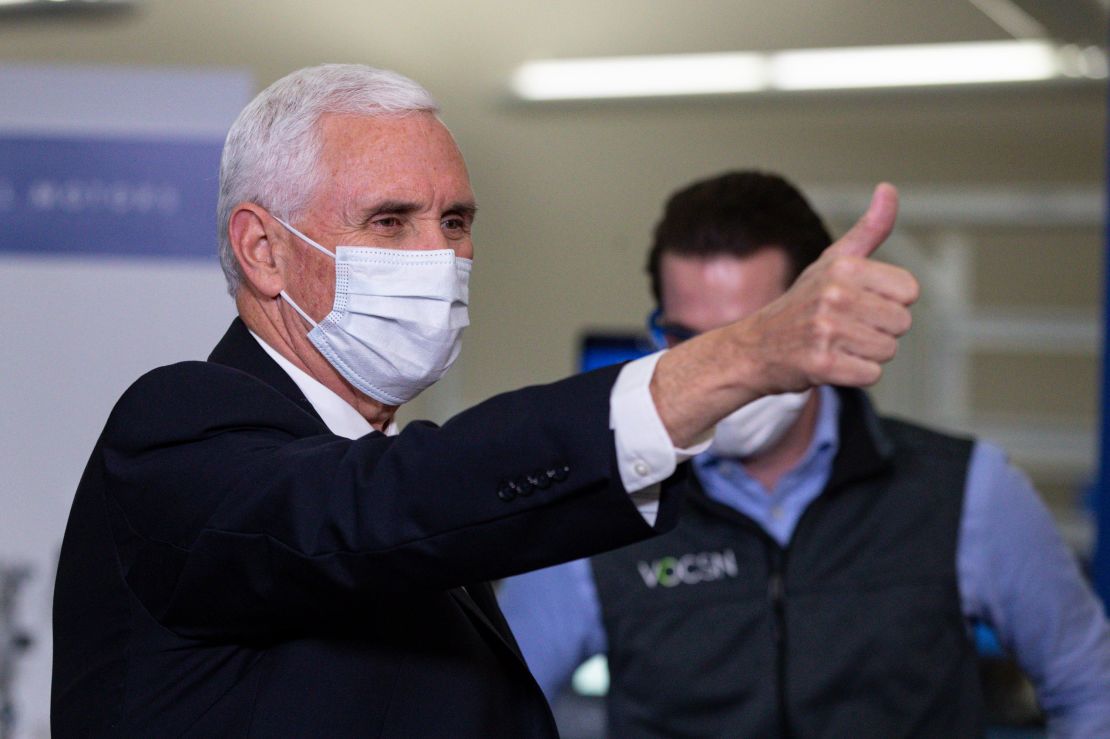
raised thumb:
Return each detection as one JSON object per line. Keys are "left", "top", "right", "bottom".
{"left": 825, "top": 182, "right": 899, "bottom": 259}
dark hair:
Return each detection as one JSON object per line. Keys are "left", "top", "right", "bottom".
{"left": 646, "top": 170, "right": 832, "bottom": 303}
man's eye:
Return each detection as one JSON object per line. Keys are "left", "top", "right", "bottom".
{"left": 373, "top": 216, "right": 402, "bottom": 228}
{"left": 442, "top": 217, "right": 470, "bottom": 233}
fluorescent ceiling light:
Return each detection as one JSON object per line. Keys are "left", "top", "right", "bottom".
{"left": 511, "top": 40, "right": 1106, "bottom": 101}
{"left": 772, "top": 41, "right": 1059, "bottom": 90}
{"left": 511, "top": 53, "right": 766, "bottom": 100}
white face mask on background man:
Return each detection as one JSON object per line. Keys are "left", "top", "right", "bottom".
{"left": 275, "top": 216, "right": 471, "bottom": 406}
{"left": 708, "top": 389, "right": 812, "bottom": 459}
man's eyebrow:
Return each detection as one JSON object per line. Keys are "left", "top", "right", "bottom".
{"left": 445, "top": 201, "right": 478, "bottom": 220}
{"left": 356, "top": 200, "right": 478, "bottom": 221}
{"left": 363, "top": 200, "right": 421, "bottom": 217}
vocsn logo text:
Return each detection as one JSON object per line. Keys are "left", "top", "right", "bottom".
{"left": 637, "top": 549, "right": 739, "bottom": 588}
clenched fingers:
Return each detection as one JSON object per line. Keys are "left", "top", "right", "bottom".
{"left": 816, "top": 256, "right": 919, "bottom": 307}
{"left": 825, "top": 287, "right": 914, "bottom": 338}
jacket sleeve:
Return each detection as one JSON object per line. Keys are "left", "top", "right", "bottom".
{"left": 97, "top": 360, "right": 685, "bottom": 640}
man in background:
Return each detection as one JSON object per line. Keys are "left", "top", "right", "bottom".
{"left": 498, "top": 170, "right": 1110, "bottom": 737}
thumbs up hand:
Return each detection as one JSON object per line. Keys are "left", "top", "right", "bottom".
{"left": 742, "top": 182, "right": 917, "bottom": 392}
{"left": 649, "top": 184, "right": 919, "bottom": 448}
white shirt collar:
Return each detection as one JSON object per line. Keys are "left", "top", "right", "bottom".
{"left": 248, "top": 330, "right": 392, "bottom": 440}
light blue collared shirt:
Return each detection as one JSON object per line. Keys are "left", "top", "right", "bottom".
{"left": 691, "top": 386, "right": 842, "bottom": 548}
{"left": 498, "top": 387, "right": 1110, "bottom": 738}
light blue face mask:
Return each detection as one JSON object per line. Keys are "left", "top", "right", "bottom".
{"left": 276, "top": 217, "right": 471, "bottom": 406}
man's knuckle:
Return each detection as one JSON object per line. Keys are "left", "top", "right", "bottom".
{"left": 827, "top": 256, "right": 858, "bottom": 281}
{"left": 879, "top": 338, "right": 898, "bottom": 362}
{"left": 897, "top": 309, "right": 913, "bottom": 335}
{"left": 810, "top": 315, "right": 838, "bottom": 343}
{"left": 899, "top": 272, "right": 921, "bottom": 303}
{"left": 809, "top": 349, "right": 837, "bottom": 379}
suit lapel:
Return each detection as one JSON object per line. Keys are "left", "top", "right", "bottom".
{"left": 207, "top": 318, "right": 323, "bottom": 424}
{"left": 210, "top": 320, "right": 524, "bottom": 662}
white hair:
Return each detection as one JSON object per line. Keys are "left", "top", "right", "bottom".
{"left": 216, "top": 63, "right": 440, "bottom": 296}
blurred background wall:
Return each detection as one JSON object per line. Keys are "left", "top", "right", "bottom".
{"left": 0, "top": 1, "right": 1105, "bottom": 736}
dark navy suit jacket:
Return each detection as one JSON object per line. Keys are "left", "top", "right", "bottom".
{"left": 52, "top": 318, "right": 684, "bottom": 737}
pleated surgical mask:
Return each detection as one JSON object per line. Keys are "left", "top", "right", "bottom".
{"left": 275, "top": 216, "right": 471, "bottom": 406}
{"left": 709, "top": 389, "right": 812, "bottom": 459}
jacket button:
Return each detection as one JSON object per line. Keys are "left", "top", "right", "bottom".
{"left": 497, "top": 483, "right": 516, "bottom": 502}
{"left": 516, "top": 477, "right": 535, "bottom": 496}
{"left": 528, "top": 472, "right": 551, "bottom": 490}
{"left": 547, "top": 465, "right": 570, "bottom": 482}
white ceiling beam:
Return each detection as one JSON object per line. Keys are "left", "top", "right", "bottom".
{"left": 805, "top": 184, "right": 1104, "bottom": 227}
{"left": 970, "top": 0, "right": 1106, "bottom": 44}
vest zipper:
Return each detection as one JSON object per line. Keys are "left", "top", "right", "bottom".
{"left": 766, "top": 546, "right": 791, "bottom": 738}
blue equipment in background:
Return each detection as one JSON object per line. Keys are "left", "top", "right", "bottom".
{"left": 1094, "top": 130, "right": 1110, "bottom": 608}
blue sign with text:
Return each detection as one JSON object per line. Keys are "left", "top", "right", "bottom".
{"left": 0, "top": 135, "right": 223, "bottom": 259}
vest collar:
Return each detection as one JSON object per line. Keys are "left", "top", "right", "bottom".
{"left": 823, "top": 387, "right": 895, "bottom": 493}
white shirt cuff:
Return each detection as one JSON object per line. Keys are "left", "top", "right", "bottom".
{"left": 610, "top": 351, "right": 712, "bottom": 524}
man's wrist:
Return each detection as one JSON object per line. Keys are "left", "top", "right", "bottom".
{"left": 611, "top": 352, "right": 709, "bottom": 494}
{"left": 649, "top": 326, "right": 765, "bottom": 448}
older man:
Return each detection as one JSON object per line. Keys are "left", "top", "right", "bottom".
{"left": 51, "top": 68, "right": 915, "bottom": 736}
{"left": 499, "top": 170, "right": 1110, "bottom": 738}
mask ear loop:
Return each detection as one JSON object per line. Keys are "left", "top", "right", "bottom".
{"left": 279, "top": 290, "right": 318, "bottom": 328}
{"left": 272, "top": 216, "right": 335, "bottom": 328}
{"left": 273, "top": 216, "right": 336, "bottom": 259}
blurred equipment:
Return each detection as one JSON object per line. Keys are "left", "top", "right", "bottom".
{"left": 0, "top": 565, "right": 32, "bottom": 739}
{"left": 578, "top": 332, "right": 652, "bottom": 373}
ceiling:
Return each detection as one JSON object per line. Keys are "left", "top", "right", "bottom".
{"left": 0, "top": 0, "right": 1105, "bottom": 407}
{"left": 0, "top": 1, "right": 1105, "bottom": 99}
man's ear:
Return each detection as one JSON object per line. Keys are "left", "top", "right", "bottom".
{"left": 229, "top": 203, "right": 284, "bottom": 298}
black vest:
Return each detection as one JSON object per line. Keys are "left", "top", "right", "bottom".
{"left": 591, "top": 389, "right": 983, "bottom": 738}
